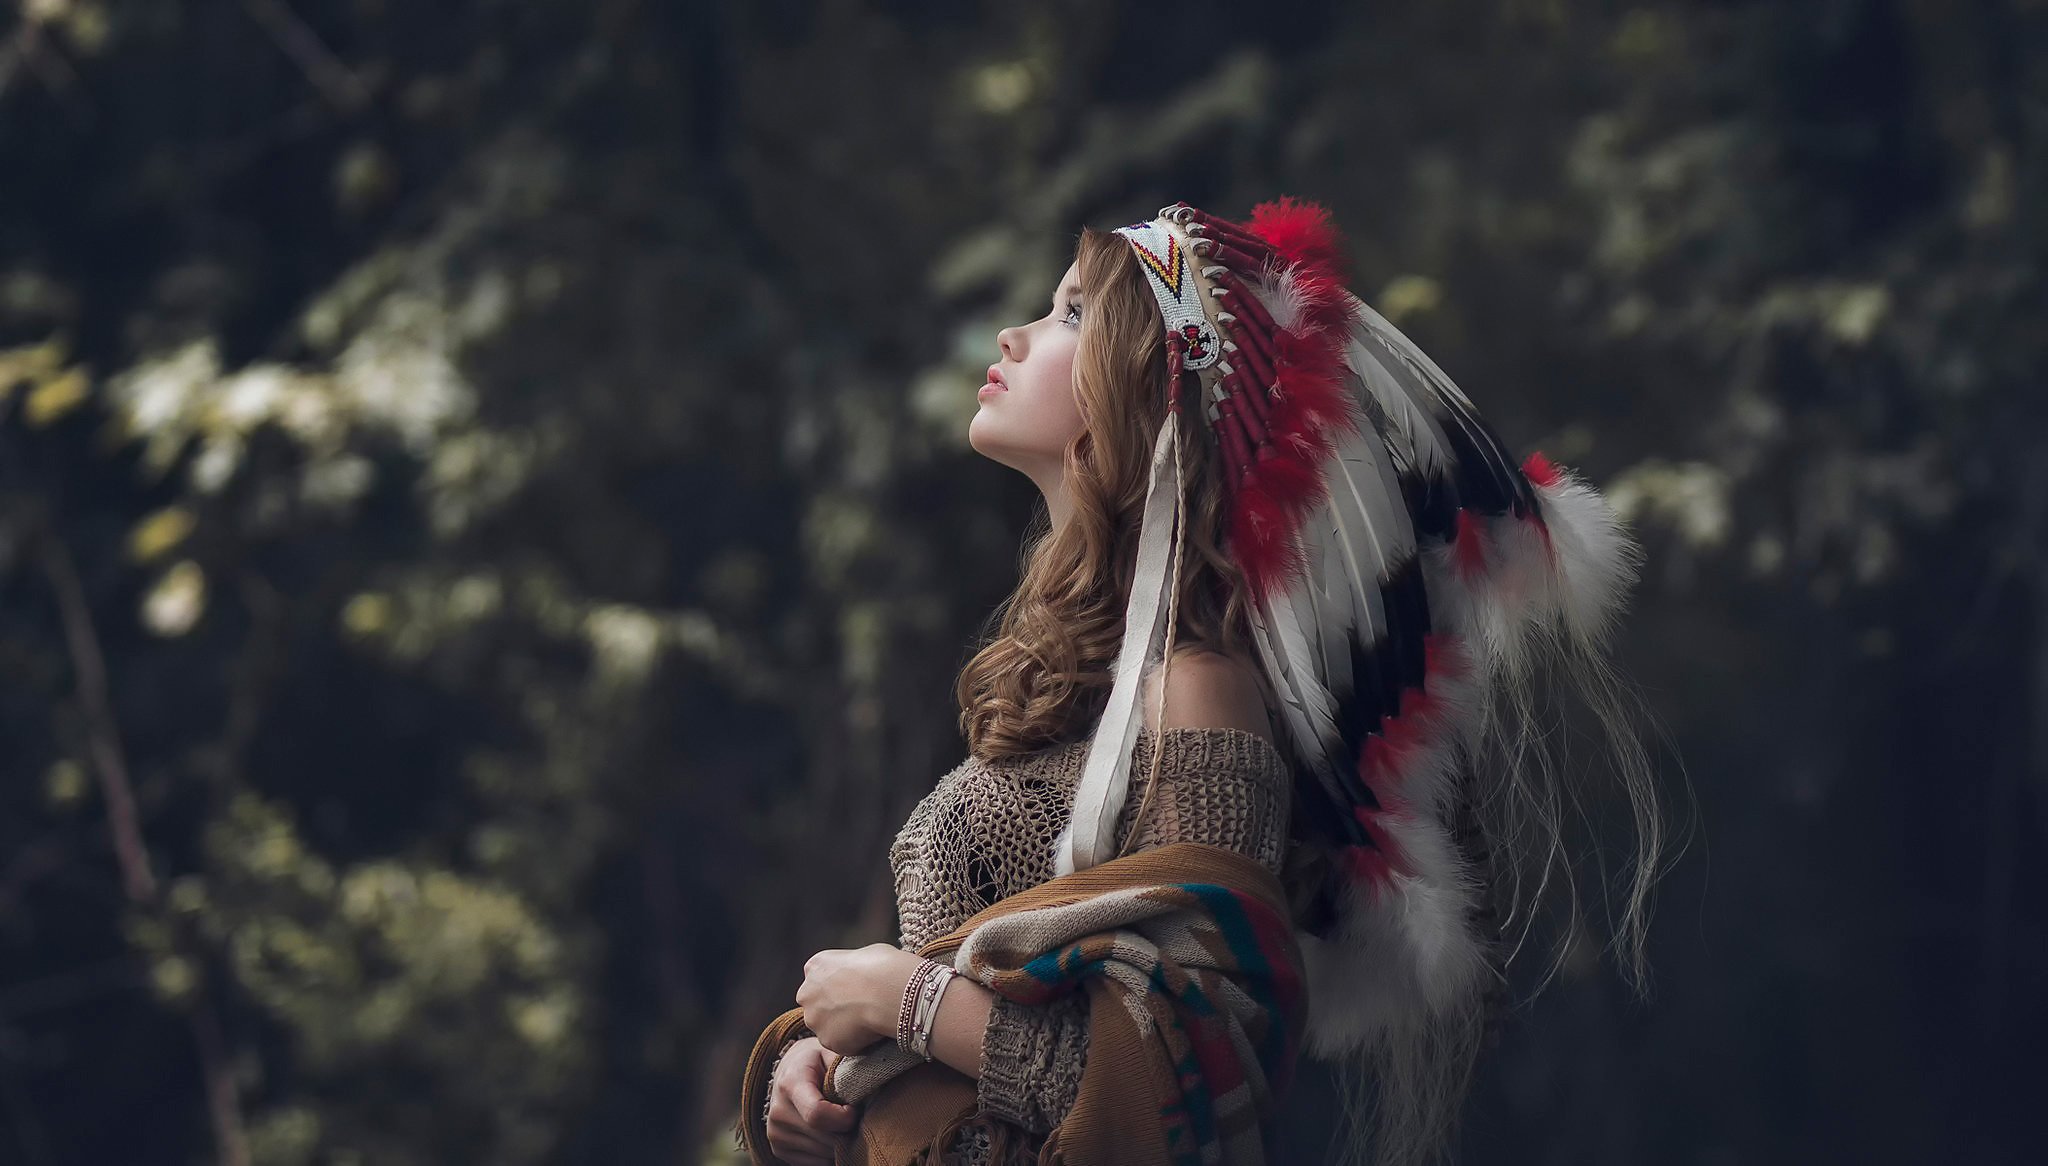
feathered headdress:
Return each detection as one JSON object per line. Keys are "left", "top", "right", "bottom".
{"left": 1052, "top": 199, "right": 1644, "bottom": 1065}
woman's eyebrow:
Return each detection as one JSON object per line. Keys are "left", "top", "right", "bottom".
{"left": 1052, "top": 282, "right": 1082, "bottom": 307}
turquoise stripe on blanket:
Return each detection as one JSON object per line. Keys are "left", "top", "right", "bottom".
{"left": 1175, "top": 880, "right": 1298, "bottom": 1079}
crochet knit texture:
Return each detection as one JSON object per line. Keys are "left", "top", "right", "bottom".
{"left": 888, "top": 725, "right": 1291, "bottom": 1165}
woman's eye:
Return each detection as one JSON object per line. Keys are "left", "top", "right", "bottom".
{"left": 1062, "top": 302, "right": 1083, "bottom": 327}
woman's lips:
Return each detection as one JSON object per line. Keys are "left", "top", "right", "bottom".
{"left": 981, "top": 364, "right": 1008, "bottom": 397}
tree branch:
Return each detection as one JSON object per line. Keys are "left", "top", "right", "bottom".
{"left": 39, "top": 537, "right": 250, "bottom": 1166}
{"left": 238, "top": 0, "right": 370, "bottom": 112}
{"left": 40, "top": 540, "right": 154, "bottom": 902}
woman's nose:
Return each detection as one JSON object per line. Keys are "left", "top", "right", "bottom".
{"left": 997, "top": 325, "right": 1022, "bottom": 362}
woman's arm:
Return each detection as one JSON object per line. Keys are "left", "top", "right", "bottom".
{"left": 840, "top": 944, "right": 997, "bottom": 1080}
{"left": 852, "top": 943, "right": 1087, "bottom": 1132}
{"left": 920, "top": 973, "right": 998, "bottom": 1079}
{"left": 970, "top": 650, "right": 1288, "bottom": 1134}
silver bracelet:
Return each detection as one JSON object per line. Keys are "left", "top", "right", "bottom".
{"left": 910, "top": 963, "right": 945, "bottom": 1057}
{"left": 911, "top": 965, "right": 959, "bottom": 1061}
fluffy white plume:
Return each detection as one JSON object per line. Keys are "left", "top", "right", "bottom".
{"left": 1300, "top": 812, "right": 1490, "bottom": 1058}
{"left": 1529, "top": 469, "right": 1643, "bottom": 651}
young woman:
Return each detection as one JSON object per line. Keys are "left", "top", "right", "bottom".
{"left": 740, "top": 200, "right": 1667, "bottom": 1166}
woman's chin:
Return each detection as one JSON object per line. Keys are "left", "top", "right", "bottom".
{"left": 965, "top": 427, "right": 1021, "bottom": 472}
{"left": 967, "top": 412, "right": 999, "bottom": 454}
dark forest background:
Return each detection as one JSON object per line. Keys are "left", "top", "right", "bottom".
{"left": 2, "top": 1, "right": 2044, "bottom": 1163}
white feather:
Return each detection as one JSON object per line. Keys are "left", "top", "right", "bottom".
{"left": 1266, "top": 580, "right": 1342, "bottom": 744}
{"left": 1333, "top": 420, "right": 1420, "bottom": 564}
{"left": 1350, "top": 294, "right": 1541, "bottom": 536}
{"left": 1422, "top": 536, "right": 1536, "bottom": 684}
{"left": 1300, "top": 812, "right": 1489, "bottom": 1058}
{"left": 1248, "top": 610, "right": 1320, "bottom": 762}
{"left": 1305, "top": 427, "right": 1413, "bottom": 716}
{"left": 1309, "top": 507, "right": 1374, "bottom": 685}
{"left": 1261, "top": 266, "right": 1316, "bottom": 335}
{"left": 1344, "top": 318, "right": 1454, "bottom": 479}
{"left": 1529, "top": 471, "right": 1642, "bottom": 650}
{"left": 1350, "top": 294, "right": 1481, "bottom": 410}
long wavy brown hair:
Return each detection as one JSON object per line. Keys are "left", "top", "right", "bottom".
{"left": 955, "top": 227, "right": 1262, "bottom": 760}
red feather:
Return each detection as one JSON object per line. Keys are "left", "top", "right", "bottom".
{"left": 1452, "top": 509, "right": 1488, "bottom": 580}
{"left": 1358, "top": 633, "right": 1470, "bottom": 812}
{"left": 1249, "top": 197, "right": 1350, "bottom": 285}
{"left": 1522, "top": 450, "right": 1563, "bottom": 488}
{"left": 1517, "top": 454, "right": 1562, "bottom": 557}
{"left": 1342, "top": 842, "right": 1394, "bottom": 893}
{"left": 1228, "top": 320, "right": 1353, "bottom": 598}
{"left": 1352, "top": 809, "right": 1413, "bottom": 879}
{"left": 1222, "top": 197, "right": 1364, "bottom": 601}
{"left": 1281, "top": 265, "right": 1355, "bottom": 344}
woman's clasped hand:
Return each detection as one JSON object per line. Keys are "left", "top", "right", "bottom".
{"left": 768, "top": 942, "right": 926, "bottom": 1164}
{"left": 765, "top": 1035, "right": 857, "bottom": 1166}
{"left": 795, "top": 942, "right": 926, "bottom": 1054}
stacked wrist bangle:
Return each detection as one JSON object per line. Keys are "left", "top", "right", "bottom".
{"left": 894, "top": 958, "right": 959, "bottom": 1061}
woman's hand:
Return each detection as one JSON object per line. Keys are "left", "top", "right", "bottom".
{"left": 795, "top": 942, "right": 927, "bottom": 1055}
{"left": 766, "top": 1036, "right": 855, "bottom": 1166}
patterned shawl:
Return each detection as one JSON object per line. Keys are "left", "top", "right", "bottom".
{"left": 736, "top": 841, "right": 1307, "bottom": 1166}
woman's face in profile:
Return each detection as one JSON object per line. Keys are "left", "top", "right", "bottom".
{"left": 969, "top": 259, "right": 1086, "bottom": 483}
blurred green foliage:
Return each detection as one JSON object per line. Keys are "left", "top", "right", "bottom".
{"left": 0, "top": 1, "right": 2042, "bottom": 1163}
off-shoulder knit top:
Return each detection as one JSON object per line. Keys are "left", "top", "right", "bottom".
{"left": 886, "top": 726, "right": 1293, "bottom": 1164}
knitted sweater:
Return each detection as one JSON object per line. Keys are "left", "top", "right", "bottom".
{"left": 888, "top": 726, "right": 1292, "bottom": 1164}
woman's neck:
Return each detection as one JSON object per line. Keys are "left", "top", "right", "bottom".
{"left": 1038, "top": 474, "right": 1072, "bottom": 536}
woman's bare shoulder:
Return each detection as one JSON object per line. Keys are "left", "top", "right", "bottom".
{"left": 1138, "top": 647, "right": 1274, "bottom": 743}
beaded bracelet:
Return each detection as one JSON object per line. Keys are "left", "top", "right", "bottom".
{"left": 895, "top": 959, "right": 942, "bottom": 1053}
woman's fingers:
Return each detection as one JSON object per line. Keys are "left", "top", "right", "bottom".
{"left": 766, "top": 1115, "right": 835, "bottom": 1165}
{"left": 787, "top": 1065, "right": 857, "bottom": 1134}
{"left": 767, "top": 1090, "right": 838, "bottom": 1161}
{"left": 795, "top": 1089, "right": 856, "bottom": 1135}
{"left": 765, "top": 1034, "right": 854, "bottom": 1165}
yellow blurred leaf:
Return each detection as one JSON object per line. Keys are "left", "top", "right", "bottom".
{"left": 1609, "top": 9, "right": 1674, "bottom": 64}
{"left": 970, "top": 61, "right": 1035, "bottom": 115}
{"left": 1824, "top": 285, "right": 1890, "bottom": 346}
{"left": 44, "top": 758, "right": 89, "bottom": 808}
{"left": 142, "top": 560, "right": 208, "bottom": 637}
{"left": 60, "top": 2, "right": 111, "bottom": 54}
{"left": 25, "top": 366, "right": 90, "bottom": 427}
{"left": 343, "top": 592, "right": 393, "bottom": 637}
{"left": 168, "top": 875, "right": 209, "bottom": 915}
{"left": 150, "top": 955, "right": 197, "bottom": 1003}
{"left": 128, "top": 505, "right": 198, "bottom": 563}
{"left": 510, "top": 993, "right": 574, "bottom": 1048}
{"left": 1378, "top": 274, "right": 1443, "bottom": 324}
{"left": 22, "top": 0, "right": 70, "bottom": 28}
{"left": 0, "top": 339, "right": 65, "bottom": 403}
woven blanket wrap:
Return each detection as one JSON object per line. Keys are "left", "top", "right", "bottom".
{"left": 736, "top": 842, "right": 1307, "bottom": 1166}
